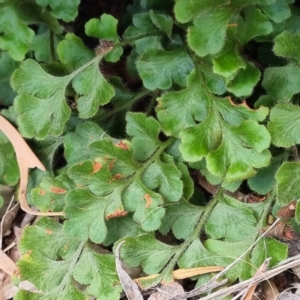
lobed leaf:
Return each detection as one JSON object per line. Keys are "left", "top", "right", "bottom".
{"left": 227, "top": 62, "right": 260, "bottom": 97}
{"left": 136, "top": 47, "right": 194, "bottom": 90}
{"left": 0, "top": 4, "right": 34, "bottom": 61}
{"left": 73, "top": 245, "right": 122, "bottom": 300}
{"left": 124, "top": 12, "right": 163, "bottom": 54}
{"left": 276, "top": 162, "right": 300, "bottom": 205}
{"left": 0, "top": 131, "right": 19, "bottom": 185}
{"left": 64, "top": 121, "right": 109, "bottom": 164}
{"left": 16, "top": 217, "right": 85, "bottom": 299}
{"left": 260, "top": 1, "right": 292, "bottom": 23}
{"left": 273, "top": 31, "right": 300, "bottom": 61}
{"left": 85, "top": 14, "right": 123, "bottom": 62}
{"left": 268, "top": 103, "right": 300, "bottom": 147}
{"left": 174, "top": 0, "right": 229, "bottom": 23}
{"left": 57, "top": 33, "right": 94, "bottom": 69}
{"left": 205, "top": 202, "right": 257, "bottom": 242}
{"left": 72, "top": 63, "right": 115, "bottom": 118}
{"left": 235, "top": 7, "right": 273, "bottom": 45}
{"left": 157, "top": 70, "right": 210, "bottom": 137}
{"left": 262, "top": 65, "right": 300, "bottom": 101}
{"left": 149, "top": 10, "right": 173, "bottom": 37}
{"left": 0, "top": 52, "right": 19, "bottom": 106}
{"left": 11, "top": 59, "right": 71, "bottom": 139}
{"left": 126, "top": 112, "right": 161, "bottom": 161}
{"left": 212, "top": 40, "right": 246, "bottom": 78}
{"left": 188, "top": 8, "right": 233, "bottom": 57}
{"left": 119, "top": 234, "right": 178, "bottom": 274}
{"left": 35, "top": 0, "right": 80, "bottom": 22}
{"left": 207, "top": 120, "right": 271, "bottom": 182}
{"left": 160, "top": 199, "right": 204, "bottom": 239}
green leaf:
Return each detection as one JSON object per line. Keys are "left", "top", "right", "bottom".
{"left": 188, "top": 8, "right": 233, "bottom": 56}
{"left": 31, "top": 174, "right": 75, "bottom": 213}
{"left": 207, "top": 120, "right": 271, "bottom": 182}
{"left": 103, "top": 214, "right": 142, "bottom": 246}
{"left": 180, "top": 109, "right": 222, "bottom": 162}
{"left": 160, "top": 199, "right": 204, "bottom": 239}
{"left": 204, "top": 239, "right": 254, "bottom": 281}
{"left": 0, "top": 3, "right": 34, "bottom": 61}
{"left": 126, "top": 112, "right": 161, "bottom": 161}
{"left": 19, "top": 217, "right": 81, "bottom": 260}
{"left": 67, "top": 160, "right": 124, "bottom": 198}
{"left": 276, "top": 162, "right": 300, "bottom": 205}
{"left": 268, "top": 103, "right": 300, "bottom": 147}
{"left": 63, "top": 188, "right": 123, "bottom": 243}
{"left": 205, "top": 202, "right": 257, "bottom": 242}
{"left": 214, "top": 98, "right": 269, "bottom": 127}
{"left": 248, "top": 158, "right": 281, "bottom": 195}
{"left": 149, "top": 10, "right": 173, "bottom": 37}
{"left": 212, "top": 40, "right": 246, "bottom": 78}
{"left": 31, "top": 29, "right": 61, "bottom": 63}
{"left": 64, "top": 122, "right": 108, "bottom": 164}
{"left": 89, "top": 139, "right": 138, "bottom": 176}
{"left": 120, "top": 234, "right": 177, "bottom": 274}
{"left": 11, "top": 59, "right": 71, "bottom": 139}
{"left": 136, "top": 47, "right": 194, "bottom": 90}
{"left": 0, "top": 196, "right": 3, "bottom": 209}
{"left": 227, "top": 62, "right": 260, "bottom": 97}
{"left": 251, "top": 238, "right": 288, "bottom": 268}
{"left": 57, "top": 33, "right": 94, "bottom": 69}
{"left": 85, "top": 14, "right": 123, "bottom": 62}
{"left": 174, "top": 0, "right": 229, "bottom": 23}
{"left": 180, "top": 99, "right": 270, "bottom": 182}
{"left": 72, "top": 63, "right": 115, "bottom": 118}
{"left": 157, "top": 70, "right": 210, "bottom": 137}
{"left": 260, "top": 1, "right": 291, "bottom": 23}
{"left": 235, "top": 7, "right": 273, "bottom": 45}
{"left": 33, "top": 136, "right": 64, "bottom": 171}
{"left": 0, "top": 132, "right": 19, "bottom": 185}
{"left": 142, "top": 154, "right": 183, "bottom": 202}
{"left": 122, "top": 178, "right": 165, "bottom": 231}
{"left": 177, "top": 162, "right": 194, "bottom": 200}
{"left": 273, "top": 31, "right": 300, "bottom": 61}
{"left": 17, "top": 217, "right": 85, "bottom": 299}
{"left": 73, "top": 245, "right": 122, "bottom": 300}
{"left": 0, "top": 52, "right": 19, "bottom": 106}
{"left": 262, "top": 65, "right": 300, "bottom": 101}
{"left": 36, "top": 0, "right": 80, "bottom": 22}
{"left": 124, "top": 12, "right": 163, "bottom": 54}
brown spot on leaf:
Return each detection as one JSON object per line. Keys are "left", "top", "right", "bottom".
{"left": 109, "top": 158, "right": 116, "bottom": 170}
{"left": 91, "top": 161, "right": 102, "bottom": 174}
{"left": 106, "top": 209, "right": 128, "bottom": 219}
{"left": 144, "top": 194, "right": 152, "bottom": 208}
{"left": 51, "top": 187, "right": 67, "bottom": 194}
{"left": 113, "top": 173, "right": 123, "bottom": 180}
{"left": 76, "top": 183, "right": 84, "bottom": 188}
{"left": 227, "top": 23, "right": 237, "bottom": 27}
{"left": 116, "top": 141, "right": 129, "bottom": 150}
{"left": 45, "top": 229, "right": 53, "bottom": 235}
{"left": 13, "top": 267, "right": 21, "bottom": 278}
{"left": 39, "top": 189, "right": 46, "bottom": 195}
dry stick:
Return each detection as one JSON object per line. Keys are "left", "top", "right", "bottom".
{"left": 0, "top": 116, "right": 64, "bottom": 216}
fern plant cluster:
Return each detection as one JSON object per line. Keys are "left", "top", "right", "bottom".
{"left": 0, "top": 0, "right": 300, "bottom": 299}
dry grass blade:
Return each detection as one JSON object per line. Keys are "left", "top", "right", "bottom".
{"left": 135, "top": 266, "right": 224, "bottom": 283}
{"left": 115, "top": 241, "right": 143, "bottom": 300}
{"left": 0, "top": 249, "right": 16, "bottom": 276}
{"left": 0, "top": 116, "right": 64, "bottom": 216}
